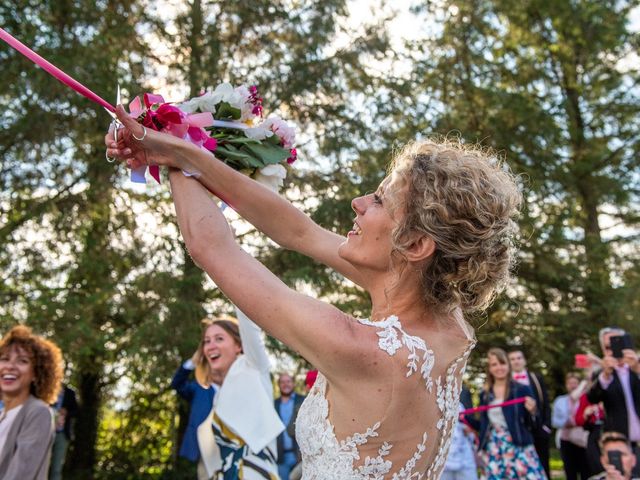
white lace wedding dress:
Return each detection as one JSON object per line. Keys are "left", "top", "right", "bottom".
{"left": 296, "top": 314, "right": 475, "bottom": 479}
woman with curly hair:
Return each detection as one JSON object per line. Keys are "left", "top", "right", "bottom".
{"left": 0, "top": 325, "right": 63, "bottom": 480}
{"left": 106, "top": 108, "right": 521, "bottom": 478}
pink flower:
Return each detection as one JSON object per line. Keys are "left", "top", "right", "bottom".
{"left": 248, "top": 85, "right": 263, "bottom": 118}
{"left": 155, "top": 103, "right": 184, "bottom": 126}
{"left": 287, "top": 148, "right": 297, "bottom": 164}
{"left": 265, "top": 116, "right": 295, "bottom": 148}
{"left": 143, "top": 93, "right": 165, "bottom": 108}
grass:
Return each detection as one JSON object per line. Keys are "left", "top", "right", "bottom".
{"left": 550, "top": 447, "right": 566, "bottom": 480}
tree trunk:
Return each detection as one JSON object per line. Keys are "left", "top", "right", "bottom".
{"left": 67, "top": 371, "right": 102, "bottom": 479}
{"left": 578, "top": 179, "right": 613, "bottom": 326}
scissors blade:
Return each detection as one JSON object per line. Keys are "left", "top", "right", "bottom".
{"left": 104, "top": 84, "right": 121, "bottom": 120}
{"left": 110, "top": 84, "right": 123, "bottom": 143}
{"left": 104, "top": 107, "right": 117, "bottom": 119}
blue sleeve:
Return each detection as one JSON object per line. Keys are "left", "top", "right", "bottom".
{"left": 465, "top": 412, "right": 481, "bottom": 432}
{"left": 518, "top": 384, "right": 535, "bottom": 398}
{"left": 515, "top": 383, "right": 540, "bottom": 430}
{"left": 551, "top": 396, "right": 569, "bottom": 429}
{"left": 171, "top": 365, "right": 197, "bottom": 401}
{"left": 464, "top": 390, "right": 484, "bottom": 432}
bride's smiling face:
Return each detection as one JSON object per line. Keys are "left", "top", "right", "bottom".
{"left": 339, "top": 173, "right": 405, "bottom": 271}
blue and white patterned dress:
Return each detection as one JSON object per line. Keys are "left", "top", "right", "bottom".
{"left": 211, "top": 412, "right": 279, "bottom": 479}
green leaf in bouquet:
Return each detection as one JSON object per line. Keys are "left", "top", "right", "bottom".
{"left": 244, "top": 143, "right": 291, "bottom": 165}
{"left": 215, "top": 102, "right": 242, "bottom": 120}
{"left": 264, "top": 134, "right": 283, "bottom": 146}
{"left": 216, "top": 144, "right": 264, "bottom": 168}
{"left": 225, "top": 136, "right": 262, "bottom": 146}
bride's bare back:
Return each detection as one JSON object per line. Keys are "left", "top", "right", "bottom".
{"left": 297, "top": 313, "right": 475, "bottom": 479}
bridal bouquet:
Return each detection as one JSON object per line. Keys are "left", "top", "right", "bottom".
{"left": 0, "top": 30, "right": 296, "bottom": 190}
{"left": 127, "top": 83, "right": 296, "bottom": 191}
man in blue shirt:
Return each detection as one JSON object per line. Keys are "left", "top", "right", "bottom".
{"left": 275, "top": 373, "right": 305, "bottom": 480}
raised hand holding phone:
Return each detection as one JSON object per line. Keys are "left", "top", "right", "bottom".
{"left": 610, "top": 334, "right": 633, "bottom": 359}
{"left": 607, "top": 450, "right": 624, "bottom": 478}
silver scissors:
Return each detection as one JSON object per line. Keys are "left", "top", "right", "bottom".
{"left": 105, "top": 84, "right": 122, "bottom": 162}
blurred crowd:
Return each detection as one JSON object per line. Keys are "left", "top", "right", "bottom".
{"left": 441, "top": 327, "right": 640, "bottom": 480}
{"left": 0, "top": 322, "right": 638, "bottom": 480}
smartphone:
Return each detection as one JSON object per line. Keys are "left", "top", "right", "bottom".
{"left": 608, "top": 449, "right": 624, "bottom": 474}
{"left": 611, "top": 334, "right": 634, "bottom": 359}
{"left": 574, "top": 354, "right": 591, "bottom": 369}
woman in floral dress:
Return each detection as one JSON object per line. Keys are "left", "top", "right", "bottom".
{"left": 472, "top": 348, "right": 547, "bottom": 479}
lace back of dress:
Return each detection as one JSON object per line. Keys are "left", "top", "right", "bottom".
{"left": 296, "top": 314, "right": 476, "bottom": 479}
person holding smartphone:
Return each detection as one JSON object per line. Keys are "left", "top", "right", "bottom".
{"left": 587, "top": 328, "right": 640, "bottom": 476}
{"left": 588, "top": 432, "right": 639, "bottom": 480}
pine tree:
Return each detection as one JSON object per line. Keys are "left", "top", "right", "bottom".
{"left": 404, "top": 0, "right": 640, "bottom": 389}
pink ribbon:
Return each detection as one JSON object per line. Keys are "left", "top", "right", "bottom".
{"left": 0, "top": 27, "right": 220, "bottom": 185}
{"left": 0, "top": 27, "right": 114, "bottom": 112}
{"left": 459, "top": 397, "right": 527, "bottom": 418}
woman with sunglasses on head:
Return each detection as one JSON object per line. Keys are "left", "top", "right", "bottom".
{"left": 106, "top": 107, "right": 521, "bottom": 478}
{"left": 0, "top": 325, "right": 63, "bottom": 480}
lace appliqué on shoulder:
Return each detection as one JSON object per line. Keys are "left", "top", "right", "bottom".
{"left": 358, "top": 316, "right": 435, "bottom": 391}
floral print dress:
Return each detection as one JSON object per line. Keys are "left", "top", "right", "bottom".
{"left": 480, "top": 403, "right": 546, "bottom": 480}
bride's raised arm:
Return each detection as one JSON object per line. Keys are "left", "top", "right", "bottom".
{"left": 167, "top": 167, "right": 368, "bottom": 380}
{"left": 106, "top": 105, "right": 365, "bottom": 288}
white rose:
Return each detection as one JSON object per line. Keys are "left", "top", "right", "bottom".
{"left": 244, "top": 124, "right": 274, "bottom": 141}
{"left": 253, "top": 164, "right": 287, "bottom": 192}
{"left": 209, "top": 82, "right": 234, "bottom": 104}
{"left": 178, "top": 92, "right": 219, "bottom": 114}
{"left": 177, "top": 99, "right": 198, "bottom": 114}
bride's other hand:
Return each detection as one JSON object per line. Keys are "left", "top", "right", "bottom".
{"left": 104, "top": 105, "right": 193, "bottom": 171}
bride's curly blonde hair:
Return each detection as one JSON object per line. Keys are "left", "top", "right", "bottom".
{"left": 390, "top": 138, "right": 521, "bottom": 314}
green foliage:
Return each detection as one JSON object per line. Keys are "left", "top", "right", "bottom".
{"left": 406, "top": 0, "right": 640, "bottom": 392}
{"left": 214, "top": 101, "right": 241, "bottom": 120}
{"left": 96, "top": 390, "right": 177, "bottom": 479}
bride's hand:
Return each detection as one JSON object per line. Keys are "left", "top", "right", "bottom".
{"left": 104, "top": 105, "right": 190, "bottom": 171}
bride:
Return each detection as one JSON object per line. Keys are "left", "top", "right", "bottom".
{"left": 106, "top": 107, "right": 520, "bottom": 478}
